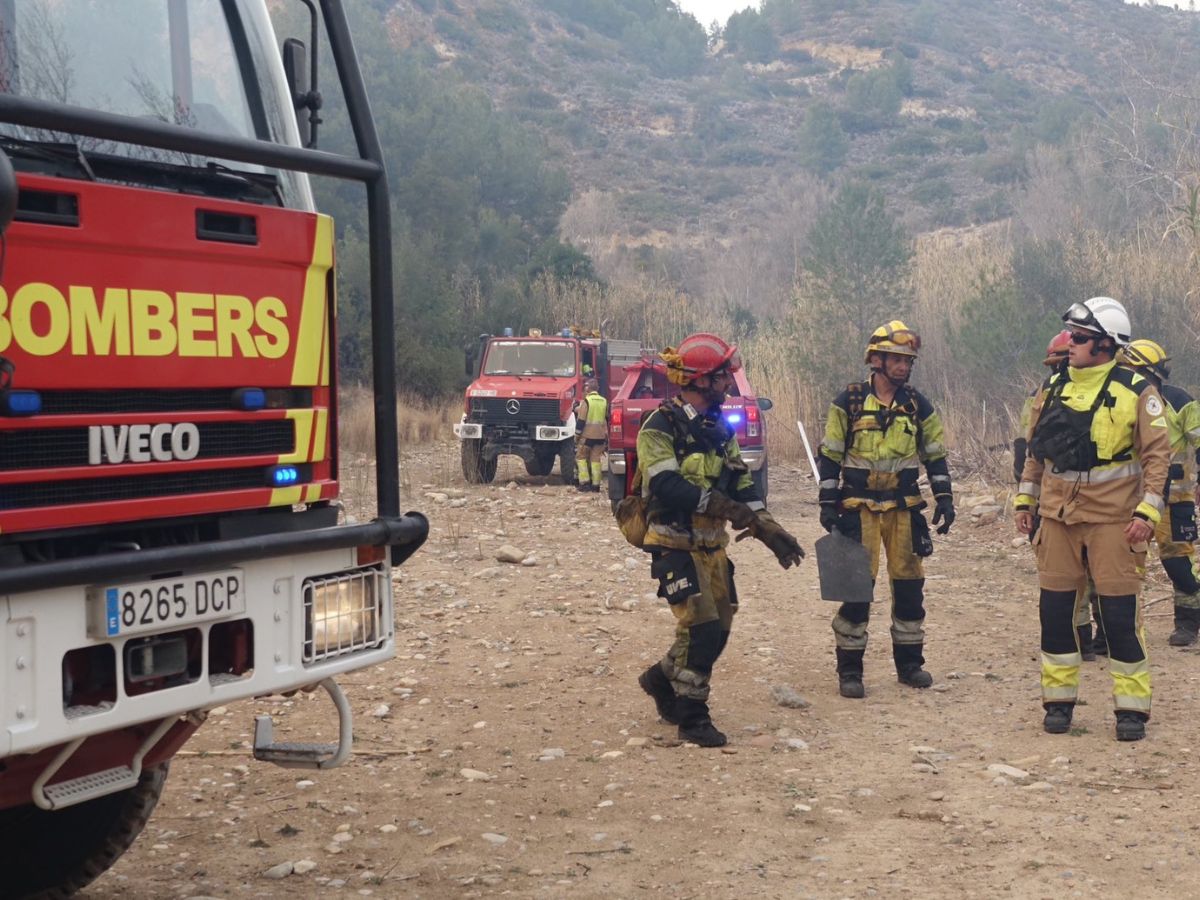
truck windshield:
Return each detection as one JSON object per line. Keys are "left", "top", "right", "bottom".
{"left": 0, "top": 0, "right": 310, "bottom": 208}
{"left": 484, "top": 341, "right": 576, "bottom": 377}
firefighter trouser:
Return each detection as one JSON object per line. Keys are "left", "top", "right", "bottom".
{"left": 650, "top": 548, "right": 737, "bottom": 705}
{"left": 1035, "top": 517, "right": 1151, "bottom": 715}
{"left": 576, "top": 439, "right": 605, "bottom": 486}
{"left": 1154, "top": 512, "right": 1200, "bottom": 611}
{"left": 830, "top": 507, "right": 926, "bottom": 676}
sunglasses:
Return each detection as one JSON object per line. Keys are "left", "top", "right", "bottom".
{"left": 1068, "top": 331, "right": 1096, "bottom": 345}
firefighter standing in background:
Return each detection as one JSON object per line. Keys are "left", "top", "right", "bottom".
{"left": 1013, "top": 330, "right": 1099, "bottom": 660}
{"left": 636, "top": 332, "right": 804, "bottom": 747}
{"left": 818, "top": 321, "right": 955, "bottom": 699}
{"left": 1118, "top": 339, "right": 1200, "bottom": 647}
{"left": 574, "top": 378, "right": 608, "bottom": 492}
{"left": 1015, "top": 297, "right": 1170, "bottom": 742}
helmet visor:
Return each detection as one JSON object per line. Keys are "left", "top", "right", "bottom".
{"left": 869, "top": 326, "right": 921, "bottom": 354}
{"left": 1063, "top": 302, "right": 1103, "bottom": 334}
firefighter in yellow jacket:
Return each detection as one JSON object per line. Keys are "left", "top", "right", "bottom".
{"left": 635, "top": 333, "right": 803, "bottom": 747}
{"left": 1118, "top": 339, "right": 1200, "bottom": 647}
{"left": 1015, "top": 297, "right": 1171, "bottom": 742}
{"left": 1013, "top": 330, "right": 1101, "bottom": 659}
{"left": 574, "top": 379, "right": 608, "bottom": 492}
{"left": 818, "top": 321, "right": 954, "bottom": 699}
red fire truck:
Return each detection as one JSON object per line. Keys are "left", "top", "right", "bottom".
{"left": 455, "top": 329, "right": 641, "bottom": 483}
{"left": 0, "top": 3, "right": 427, "bottom": 896}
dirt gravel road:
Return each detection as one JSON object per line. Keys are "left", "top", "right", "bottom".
{"left": 85, "top": 446, "right": 1200, "bottom": 898}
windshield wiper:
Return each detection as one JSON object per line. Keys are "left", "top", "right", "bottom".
{"left": 0, "top": 137, "right": 95, "bottom": 180}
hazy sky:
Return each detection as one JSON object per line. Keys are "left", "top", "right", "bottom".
{"left": 676, "top": 0, "right": 753, "bottom": 29}
{"left": 677, "top": 0, "right": 1177, "bottom": 31}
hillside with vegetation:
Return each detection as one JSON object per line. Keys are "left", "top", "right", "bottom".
{"left": 272, "top": 0, "right": 1200, "bottom": 466}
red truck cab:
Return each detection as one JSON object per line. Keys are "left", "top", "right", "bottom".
{"left": 454, "top": 331, "right": 641, "bottom": 483}
{"left": 606, "top": 355, "right": 772, "bottom": 508}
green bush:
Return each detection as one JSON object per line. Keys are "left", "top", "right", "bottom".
{"left": 888, "top": 131, "right": 937, "bottom": 156}
{"left": 799, "top": 101, "right": 849, "bottom": 174}
{"left": 475, "top": 3, "right": 529, "bottom": 35}
{"left": 909, "top": 178, "right": 955, "bottom": 205}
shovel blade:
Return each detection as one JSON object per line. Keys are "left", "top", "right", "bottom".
{"left": 815, "top": 530, "right": 874, "bottom": 604}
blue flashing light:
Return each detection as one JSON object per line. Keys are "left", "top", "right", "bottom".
{"left": 561, "top": 328, "right": 571, "bottom": 336}
{"left": 2, "top": 390, "right": 42, "bottom": 416}
{"left": 724, "top": 412, "right": 743, "bottom": 426}
{"left": 234, "top": 387, "right": 266, "bottom": 411}
{"left": 502, "top": 326, "right": 514, "bottom": 337}
{"left": 231, "top": 388, "right": 265, "bottom": 415}
{"left": 271, "top": 465, "right": 300, "bottom": 486}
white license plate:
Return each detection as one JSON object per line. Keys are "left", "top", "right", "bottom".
{"left": 88, "top": 569, "right": 246, "bottom": 638}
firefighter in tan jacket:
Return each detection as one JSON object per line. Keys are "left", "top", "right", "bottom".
{"left": 1014, "top": 297, "right": 1171, "bottom": 742}
{"left": 574, "top": 379, "right": 607, "bottom": 492}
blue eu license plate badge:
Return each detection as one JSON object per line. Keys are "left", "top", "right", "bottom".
{"left": 105, "top": 588, "right": 120, "bottom": 636}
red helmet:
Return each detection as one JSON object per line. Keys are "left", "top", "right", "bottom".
{"left": 1044, "top": 330, "right": 1071, "bottom": 366}
{"left": 663, "top": 332, "right": 742, "bottom": 386}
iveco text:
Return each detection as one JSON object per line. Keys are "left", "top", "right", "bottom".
{"left": 87, "top": 423, "right": 201, "bottom": 465}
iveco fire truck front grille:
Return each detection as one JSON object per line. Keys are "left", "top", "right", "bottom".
{"left": 0, "top": 421, "right": 295, "bottom": 471}
{"left": 0, "top": 467, "right": 312, "bottom": 511}
{"left": 36, "top": 388, "right": 313, "bottom": 414}
{"left": 468, "top": 397, "right": 561, "bottom": 424}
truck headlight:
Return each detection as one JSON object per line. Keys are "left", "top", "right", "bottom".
{"left": 303, "top": 567, "right": 384, "bottom": 663}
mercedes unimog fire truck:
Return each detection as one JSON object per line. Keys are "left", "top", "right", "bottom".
{"left": 455, "top": 328, "right": 641, "bottom": 484}
{"left": 0, "top": 3, "right": 427, "bottom": 896}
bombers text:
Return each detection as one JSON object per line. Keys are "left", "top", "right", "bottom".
{"left": 0, "top": 283, "right": 290, "bottom": 358}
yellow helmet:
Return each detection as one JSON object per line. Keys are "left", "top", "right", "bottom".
{"left": 864, "top": 320, "right": 921, "bottom": 364}
{"left": 1120, "top": 338, "right": 1170, "bottom": 381}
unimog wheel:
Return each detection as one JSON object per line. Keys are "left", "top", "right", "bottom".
{"left": 461, "top": 439, "right": 497, "bottom": 484}
{"left": 525, "top": 450, "right": 555, "bottom": 477}
{"left": 3, "top": 762, "right": 170, "bottom": 899}
{"left": 557, "top": 439, "right": 578, "bottom": 485}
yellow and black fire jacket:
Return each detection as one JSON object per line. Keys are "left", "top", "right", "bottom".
{"left": 1015, "top": 361, "right": 1171, "bottom": 524}
{"left": 817, "top": 381, "right": 951, "bottom": 512}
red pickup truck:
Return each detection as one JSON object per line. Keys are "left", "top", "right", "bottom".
{"left": 606, "top": 356, "right": 772, "bottom": 508}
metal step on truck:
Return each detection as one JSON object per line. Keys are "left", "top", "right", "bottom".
{"left": 0, "top": 2, "right": 427, "bottom": 896}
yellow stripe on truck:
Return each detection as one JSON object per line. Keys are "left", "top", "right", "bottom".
{"left": 270, "top": 486, "right": 304, "bottom": 506}
{"left": 291, "top": 215, "right": 334, "bottom": 386}
{"left": 281, "top": 410, "right": 315, "bottom": 464}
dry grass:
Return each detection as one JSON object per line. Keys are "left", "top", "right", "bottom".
{"left": 338, "top": 386, "right": 460, "bottom": 456}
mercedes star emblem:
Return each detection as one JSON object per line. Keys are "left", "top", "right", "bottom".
{"left": 506, "top": 399, "right": 521, "bottom": 415}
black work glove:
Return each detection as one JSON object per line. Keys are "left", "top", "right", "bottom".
{"left": 819, "top": 504, "right": 840, "bottom": 533}
{"left": 735, "top": 512, "right": 805, "bottom": 569}
{"left": 932, "top": 495, "right": 955, "bottom": 535}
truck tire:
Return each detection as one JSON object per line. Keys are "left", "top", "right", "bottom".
{"left": 3, "top": 762, "right": 169, "bottom": 899}
{"left": 557, "top": 439, "right": 577, "bottom": 485}
{"left": 525, "top": 451, "right": 555, "bottom": 477}
{"left": 461, "top": 439, "right": 497, "bottom": 484}
{"left": 752, "top": 460, "right": 769, "bottom": 503}
{"left": 608, "top": 472, "right": 625, "bottom": 515}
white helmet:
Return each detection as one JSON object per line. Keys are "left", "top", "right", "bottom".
{"left": 1062, "top": 296, "right": 1131, "bottom": 346}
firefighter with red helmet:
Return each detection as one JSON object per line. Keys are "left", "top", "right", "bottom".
{"left": 635, "top": 332, "right": 803, "bottom": 747}
{"left": 817, "top": 321, "right": 954, "bottom": 699}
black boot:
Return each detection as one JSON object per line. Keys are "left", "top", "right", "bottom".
{"left": 1169, "top": 607, "right": 1200, "bottom": 647}
{"left": 893, "top": 643, "right": 933, "bottom": 689}
{"left": 675, "top": 698, "right": 726, "bottom": 747}
{"left": 1077, "top": 623, "right": 1096, "bottom": 661}
{"left": 1116, "top": 710, "right": 1147, "bottom": 742}
{"left": 638, "top": 663, "right": 679, "bottom": 725}
{"left": 836, "top": 647, "right": 865, "bottom": 699}
{"left": 1043, "top": 703, "right": 1074, "bottom": 734}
